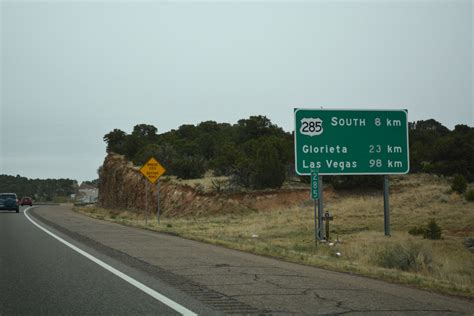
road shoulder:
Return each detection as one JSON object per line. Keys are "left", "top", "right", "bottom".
{"left": 30, "top": 205, "right": 474, "bottom": 315}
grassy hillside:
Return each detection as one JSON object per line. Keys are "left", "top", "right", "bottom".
{"left": 76, "top": 173, "right": 474, "bottom": 297}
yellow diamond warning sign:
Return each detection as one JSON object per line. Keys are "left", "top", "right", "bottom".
{"left": 139, "top": 157, "right": 166, "bottom": 184}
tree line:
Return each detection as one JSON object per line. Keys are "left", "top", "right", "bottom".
{"left": 103, "top": 116, "right": 474, "bottom": 190}
{"left": 409, "top": 119, "right": 474, "bottom": 181}
{"left": 104, "top": 116, "right": 292, "bottom": 189}
{"left": 0, "top": 175, "right": 77, "bottom": 201}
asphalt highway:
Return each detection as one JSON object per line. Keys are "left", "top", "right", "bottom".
{"left": 1, "top": 205, "right": 473, "bottom": 315}
{"left": 0, "top": 207, "right": 209, "bottom": 316}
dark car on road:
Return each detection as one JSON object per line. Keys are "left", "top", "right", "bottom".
{"left": 0, "top": 193, "right": 20, "bottom": 213}
{"left": 20, "top": 197, "right": 33, "bottom": 206}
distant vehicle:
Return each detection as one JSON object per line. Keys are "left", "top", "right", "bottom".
{"left": 20, "top": 197, "right": 33, "bottom": 206}
{"left": 0, "top": 193, "right": 20, "bottom": 213}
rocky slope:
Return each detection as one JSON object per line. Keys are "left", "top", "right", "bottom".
{"left": 98, "top": 153, "right": 311, "bottom": 217}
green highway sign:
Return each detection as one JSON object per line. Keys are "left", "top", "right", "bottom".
{"left": 311, "top": 170, "right": 319, "bottom": 199}
{"left": 294, "top": 109, "right": 409, "bottom": 175}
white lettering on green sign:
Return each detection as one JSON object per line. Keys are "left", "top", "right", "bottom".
{"left": 311, "top": 171, "right": 319, "bottom": 199}
{"left": 294, "top": 109, "right": 409, "bottom": 175}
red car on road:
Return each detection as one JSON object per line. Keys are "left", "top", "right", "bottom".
{"left": 20, "top": 197, "right": 33, "bottom": 206}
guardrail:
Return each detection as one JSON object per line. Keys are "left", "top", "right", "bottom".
{"left": 73, "top": 202, "right": 97, "bottom": 207}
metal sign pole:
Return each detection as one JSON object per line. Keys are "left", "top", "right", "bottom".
{"left": 318, "top": 176, "right": 324, "bottom": 240}
{"left": 325, "top": 213, "right": 330, "bottom": 240}
{"left": 139, "top": 157, "right": 166, "bottom": 226}
{"left": 311, "top": 170, "right": 320, "bottom": 243}
{"left": 145, "top": 180, "right": 149, "bottom": 225}
{"left": 156, "top": 180, "right": 161, "bottom": 224}
{"left": 383, "top": 175, "right": 390, "bottom": 236}
{"left": 314, "top": 198, "right": 318, "bottom": 244}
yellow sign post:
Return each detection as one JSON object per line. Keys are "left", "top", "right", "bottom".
{"left": 140, "top": 157, "right": 166, "bottom": 225}
{"left": 139, "top": 157, "right": 166, "bottom": 184}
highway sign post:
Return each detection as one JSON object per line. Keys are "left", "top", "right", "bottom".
{"left": 383, "top": 175, "right": 390, "bottom": 235}
{"left": 140, "top": 157, "right": 166, "bottom": 224}
{"left": 295, "top": 109, "right": 409, "bottom": 238}
{"left": 310, "top": 170, "right": 323, "bottom": 242}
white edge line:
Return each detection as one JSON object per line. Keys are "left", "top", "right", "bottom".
{"left": 23, "top": 207, "right": 197, "bottom": 316}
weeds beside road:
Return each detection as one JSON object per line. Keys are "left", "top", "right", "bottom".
{"left": 76, "top": 174, "right": 473, "bottom": 298}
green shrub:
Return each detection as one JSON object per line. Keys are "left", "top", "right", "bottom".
{"left": 173, "top": 156, "right": 206, "bottom": 179}
{"left": 451, "top": 174, "right": 467, "bottom": 194}
{"left": 374, "top": 242, "right": 432, "bottom": 272}
{"left": 423, "top": 219, "right": 442, "bottom": 240}
{"left": 465, "top": 188, "right": 474, "bottom": 201}
{"left": 408, "top": 226, "right": 425, "bottom": 236}
{"left": 231, "top": 138, "right": 286, "bottom": 189}
{"left": 251, "top": 141, "right": 286, "bottom": 189}
{"left": 132, "top": 144, "right": 161, "bottom": 166}
{"left": 463, "top": 237, "right": 474, "bottom": 248}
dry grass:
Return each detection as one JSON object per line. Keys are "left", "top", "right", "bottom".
{"left": 76, "top": 174, "right": 474, "bottom": 298}
{"left": 164, "top": 169, "right": 231, "bottom": 193}
{"left": 165, "top": 174, "right": 309, "bottom": 194}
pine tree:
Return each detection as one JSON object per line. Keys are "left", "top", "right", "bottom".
{"left": 423, "top": 219, "right": 442, "bottom": 240}
{"left": 252, "top": 140, "right": 286, "bottom": 189}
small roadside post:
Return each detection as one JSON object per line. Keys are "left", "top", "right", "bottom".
{"left": 139, "top": 157, "right": 167, "bottom": 225}
{"left": 322, "top": 211, "right": 333, "bottom": 240}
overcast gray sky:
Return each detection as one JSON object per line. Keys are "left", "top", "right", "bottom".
{"left": 1, "top": 0, "right": 473, "bottom": 182}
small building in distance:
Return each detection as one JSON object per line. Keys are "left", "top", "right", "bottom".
{"left": 76, "top": 183, "right": 98, "bottom": 203}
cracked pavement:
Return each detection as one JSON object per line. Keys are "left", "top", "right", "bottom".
{"left": 30, "top": 205, "right": 473, "bottom": 315}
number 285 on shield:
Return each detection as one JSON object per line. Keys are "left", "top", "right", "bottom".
{"left": 300, "top": 118, "right": 323, "bottom": 136}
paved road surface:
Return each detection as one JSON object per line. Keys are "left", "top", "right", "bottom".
{"left": 1, "top": 205, "right": 472, "bottom": 315}
{"left": 0, "top": 207, "right": 211, "bottom": 315}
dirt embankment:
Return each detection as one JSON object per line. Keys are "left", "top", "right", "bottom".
{"left": 98, "top": 154, "right": 317, "bottom": 217}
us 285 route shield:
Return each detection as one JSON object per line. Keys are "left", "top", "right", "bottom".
{"left": 294, "top": 109, "right": 409, "bottom": 175}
